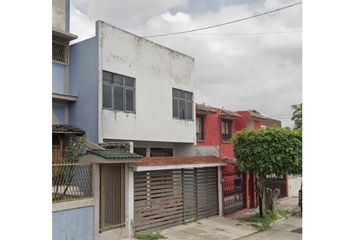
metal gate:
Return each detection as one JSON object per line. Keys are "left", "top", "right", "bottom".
{"left": 134, "top": 167, "right": 218, "bottom": 232}
{"left": 222, "top": 164, "right": 245, "bottom": 215}
{"left": 265, "top": 176, "right": 287, "bottom": 199}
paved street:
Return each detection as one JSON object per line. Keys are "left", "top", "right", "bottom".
{"left": 237, "top": 212, "right": 302, "bottom": 240}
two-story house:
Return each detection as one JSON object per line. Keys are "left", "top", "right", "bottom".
{"left": 67, "top": 21, "right": 227, "bottom": 238}
{"left": 69, "top": 21, "right": 195, "bottom": 156}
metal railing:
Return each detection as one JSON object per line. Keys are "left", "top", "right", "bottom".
{"left": 52, "top": 162, "right": 92, "bottom": 203}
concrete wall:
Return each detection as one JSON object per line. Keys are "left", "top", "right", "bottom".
{"left": 52, "top": 62, "right": 67, "bottom": 94}
{"left": 52, "top": 0, "right": 69, "bottom": 31}
{"left": 53, "top": 103, "right": 68, "bottom": 124}
{"left": 175, "top": 144, "right": 220, "bottom": 157}
{"left": 288, "top": 175, "right": 302, "bottom": 197}
{"left": 69, "top": 36, "right": 99, "bottom": 142}
{"left": 53, "top": 206, "right": 94, "bottom": 240}
{"left": 98, "top": 21, "right": 195, "bottom": 144}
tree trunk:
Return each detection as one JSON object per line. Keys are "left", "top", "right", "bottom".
{"left": 258, "top": 175, "right": 267, "bottom": 217}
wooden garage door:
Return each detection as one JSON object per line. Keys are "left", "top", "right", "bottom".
{"left": 134, "top": 170, "right": 184, "bottom": 232}
{"left": 134, "top": 167, "right": 218, "bottom": 232}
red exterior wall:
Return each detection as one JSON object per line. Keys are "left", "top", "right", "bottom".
{"left": 196, "top": 107, "right": 236, "bottom": 159}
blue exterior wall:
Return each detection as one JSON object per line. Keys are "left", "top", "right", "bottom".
{"left": 53, "top": 104, "right": 66, "bottom": 123}
{"left": 69, "top": 37, "right": 99, "bottom": 143}
{"left": 53, "top": 62, "right": 66, "bottom": 94}
{"left": 53, "top": 206, "right": 94, "bottom": 240}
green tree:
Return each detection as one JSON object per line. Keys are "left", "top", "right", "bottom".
{"left": 232, "top": 127, "right": 302, "bottom": 217}
{"left": 291, "top": 103, "right": 302, "bottom": 129}
{"left": 52, "top": 136, "right": 86, "bottom": 201}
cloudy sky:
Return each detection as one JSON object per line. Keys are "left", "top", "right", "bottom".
{"left": 70, "top": 0, "right": 302, "bottom": 127}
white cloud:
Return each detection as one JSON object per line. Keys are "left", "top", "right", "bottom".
{"left": 70, "top": 0, "right": 302, "bottom": 127}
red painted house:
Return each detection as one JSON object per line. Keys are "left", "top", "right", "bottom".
{"left": 195, "top": 105, "right": 289, "bottom": 216}
{"left": 196, "top": 104, "right": 260, "bottom": 216}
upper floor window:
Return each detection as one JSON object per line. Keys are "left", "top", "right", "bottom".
{"left": 196, "top": 115, "right": 205, "bottom": 141}
{"left": 52, "top": 41, "right": 68, "bottom": 64}
{"left": 221, "top": 119, "right": 232, "bottom": 142}
{"left": 102, "top": 71, "right": 135, "bottom": 113}
{"left": 172, "top": 88, "right": 193, "bottom": 120}
{"left": 247, "top": 120, "right": 254, "bottom": 129}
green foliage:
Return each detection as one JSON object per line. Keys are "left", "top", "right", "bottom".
{"left": 134, "top": 232, "right": 166, "bottom": 240}
{"left": 240, "top": 210, "right": 278, "bottom": 231}
{"left": 232, "top": 127, "right": 302, "bottom": 176}
{"left": 184, "top": 218, "right": 201, "bottom": 224}
{"left": 291, "top": 103, "right": 302, "bottom": 129}
{"left": 64, "top": 137, "right": 86, "bottom": 163}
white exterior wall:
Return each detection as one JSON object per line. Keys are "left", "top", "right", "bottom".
{"left": 288, "top": 175, "right": 302, "bottom": 197}
{"left": 97, "top": 21, "right": 195, "bottom": 144}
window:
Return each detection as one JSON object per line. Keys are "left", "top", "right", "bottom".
{"left": 196, "top": 115, "right": 205, "bottom": 141}
{"left": 150, "top": 148, "right": 173, "bottom": 157}
{"left": 100, "top": 164, "right": 125, "bottom": 231}
{"left": 172, "top": 88, "right": 193, "bottom": 120}
{"left": 52, "top": 41, "right": 68, "bottom": 64}
{"left": 134, "top": 147, "right": 147, "bottom": 157}
{"left": 247, "top": 120, "right": 254, "bottom": 129}
{"left": 102, "top": 71, "right": 135, "bottom": 113}
{"left": 221, "top": 120, "right": 232, "bottom": 142}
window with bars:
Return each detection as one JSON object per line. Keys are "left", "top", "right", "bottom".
{"left": 196, "top": 115, "right": 205, "bottom": 141}
{"left": 221, "top": 119, "right": 232, "bottom": 142}
{"left": 100, "top": 164, "right": 125, "bottom": 232}
{"left": 103, "top": 71, "right": 135, "bottom": 113}
{"left": 52, "top": 41, "right": 68, "bottom": 64}
{"left": 172, "top": 88, "right": 193, "bottom": 120}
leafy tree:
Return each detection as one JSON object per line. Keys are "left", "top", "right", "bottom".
{"left": 52, "top": 136, "right": 86, "bottom": 201}
{"left": 291, "top": 103, "right": 302, "bottom": 129}
{"left": 232, "top": 127, "right": 302, "bottom": 217}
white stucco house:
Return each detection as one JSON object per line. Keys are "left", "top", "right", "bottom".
{"left": 66, "top": 20, "right": 227, "bottom": 240}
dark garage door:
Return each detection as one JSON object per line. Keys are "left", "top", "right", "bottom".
{"left": 134, "top": 167, "right": 219, "bottom": 232}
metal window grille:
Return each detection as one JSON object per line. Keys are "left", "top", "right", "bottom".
{"left": 52, "top": 163, "right": 92, "bottom": 202}
{"left": 52, "top": 41, "right": 68, "bottom": 64}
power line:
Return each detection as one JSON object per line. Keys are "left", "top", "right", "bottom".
{"left": 186, "top": 30, "right": 302, "bottom": 36}
{"left": 143, "top": 2, "right": 302, "bottom": 38}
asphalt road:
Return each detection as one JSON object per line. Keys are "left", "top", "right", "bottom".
{"left": 236, "top": 212, "right": 302, "bottom": 240}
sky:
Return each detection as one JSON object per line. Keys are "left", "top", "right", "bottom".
{"left": 70, "top": 0, "right": 302, "bottom": 127}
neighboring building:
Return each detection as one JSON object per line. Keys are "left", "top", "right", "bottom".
{"left": 69, "top": 21, "right": 195, "bottom": 156}
{"left": 52, "top": 0, "right": 78, "bottom": 125}
{"left": 195, "top": 104, "right": 259, "bottom": 216}
{"left": 264, "top": 117, "right": 282, "bottom": 128}
{"left": 52, "top": 2, "right": 95, "bottom": 240}
{"left": 234, "top": 110, "right": 266, "bottom": 131}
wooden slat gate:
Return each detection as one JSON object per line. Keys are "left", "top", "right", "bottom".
{"left": 134, "top": 167, "right": 218, "bottom": 232}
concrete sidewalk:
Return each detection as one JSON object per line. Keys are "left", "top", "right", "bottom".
{"left": 158, "top": 197, "right": 300, "bottom": 240}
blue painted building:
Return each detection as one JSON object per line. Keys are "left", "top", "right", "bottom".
{"left": 52, "top": 0, "right": 78, "bottom": 125}
{"left": 52, "top": 1, "right": 94, "bottom": 240}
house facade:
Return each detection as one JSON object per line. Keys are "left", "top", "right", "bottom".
{"left": 52, "top": 0, "right": 78, "bottom": 125}
{"left": 60, "top": 20, "right": 226, "bottom": 240}
{"left": 195, "top": 104, "right": 260, "bottom": 216}
{"left": 69, "top": 21, "right": 196, "bottom": 156}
